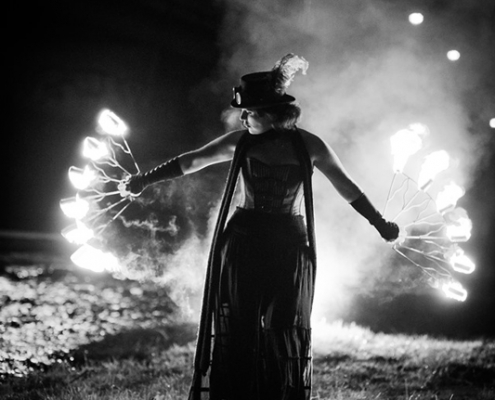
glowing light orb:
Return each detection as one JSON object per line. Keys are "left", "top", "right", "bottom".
{"left": 68, "top": 165, "right": 97, "bottom": 190}
{"left": 61, "top": 221, "right": 94, "bottom": 244}
{"left": 97, "top": 109, "right": 128, "bottom": 136}
{"left": 70, "top": 244, "right": 120, "bottom": 273}
{"left": 409, "top": 13, "right": 424, "bottom": 25}
{"left": 490, "top": 118, "right": 495, "bottom": 128}
{"left": 436, "top": 182, "right": 465, "bottom": 214}
{"left": 60, "top": 194, "right": 90, "bottom": 219}
{"left": 82, "top": 137, "right": 109, "bottom": 161}
{"left": 417, "top": 150, "right": 450, "bottom": 191}
{"left": 447, "top": 50, "right": 461, "bottom": 61}
{"left": 389, "top": 124, "right": 426, "bottom": 173}
{"left": 442, "top": 280, "right": 467, "bottom": 302}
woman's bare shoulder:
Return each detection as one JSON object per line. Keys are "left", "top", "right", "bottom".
{"left": 297, "top": 128, "right": 328, "bottom": 157}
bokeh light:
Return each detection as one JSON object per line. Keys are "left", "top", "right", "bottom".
{"left": 408, "top": 13, "right": 424, "bottom": 25}
{"left": 490, "top": 118, "right": 495, "bottom": 128}
{"left": 447, "top": 50, "right": 461, "bottom": 61}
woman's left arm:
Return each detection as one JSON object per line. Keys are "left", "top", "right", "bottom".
{"left": 301, "top": 130, "right": 362, "bottom": 202}
{"left": 301, "top": 129, "right": 399, "bottom": 241}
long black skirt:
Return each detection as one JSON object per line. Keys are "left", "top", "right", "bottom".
{"left": 208, "top": 208, "right": 315, "bottom": 400}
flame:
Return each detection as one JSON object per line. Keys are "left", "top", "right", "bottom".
{"left": 436, "top": 182, "right": 465, "bottom": 214}
{"left": 82, "top": 137, "right": 109, "bottom": 161}
{"left": 97, "top": 109, "right": 128, "bottom": 136}
{"left": 61, "top": 220, "right": 94, "bottom": 244}
{"left": 444, "top": 208, "right": 472, "bottom": 242}
{"left": 389, "top": 124, "right": 425, "bottom": 173}
{"left": 444, "top": 244, "right": 475, "bottom": 274}
{"left": 59, "top": 194, "right": 90, "bottom": 219}
{"left": 417, "top": 150, "right": 450, "bottom": 191}
{"left": 441, "top": 280, "right": 468, "bottom": 302}
{"left": 70, "top": 244, "right": 120, "bottom": 273}
{"left": 68, "top": 165, "right": 97, "bottom": 190}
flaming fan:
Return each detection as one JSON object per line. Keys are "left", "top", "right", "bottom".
{"left": 59, "top": 109, "right": 139, "bottom": 273}
{"left": 383, "top": 123, "right": 475, "bottom": 302}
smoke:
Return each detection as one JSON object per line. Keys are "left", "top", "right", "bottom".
{"left": 99, "top": 0, "right": 494, "bottom": 334}
{"left": 212, "top": 0, "right": 495, "bottom": 322}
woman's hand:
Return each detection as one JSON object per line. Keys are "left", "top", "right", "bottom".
{"left": 118, "top": 175, "right": 145, "bottom": 197}
{"left": 373, "top": 219, "right": 400, "bottom": 242}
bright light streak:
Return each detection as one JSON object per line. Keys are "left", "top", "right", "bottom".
{"left": 442, "top": 280, "right": 467, "bottom": 302}
{"left": 97, "top": 109, "right": 128, "bottom": 136}
{"left": 82, "top": 137, "right": 109, "bottom": 161}
{"left": 68, "top": 165, "right": 97, "bottom": 190}
{"left": 60, "top": 194, "right": 90, "bottom": 219}
{"left": 447, "top": 50, "right": 461, "bottom": 61}
{"left": 409, "top": 13, "right": 424, "bottom": 25}
{"left": 389, "top": 124, "right": 425, "bottom": 173}
{"left": 417, "top": 150, "right": 450, "bottom": 191}
{"left": 436, "top": 182, "right": 465, "bottom": 213}
{"left": 490, "top": 118, "right": 495, "bottom": 128}
{"left": 61, "top": 221, "right": 94, "bottom": 244}
{"left": 70, "top": 244, "right": 120, "bottom": 273}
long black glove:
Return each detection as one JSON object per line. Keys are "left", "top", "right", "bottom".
{"left": 350, "top": 193, "right": 399, "bottom": 242}
{"left": 126, "top": 157, "right": 184, "bottom": 195}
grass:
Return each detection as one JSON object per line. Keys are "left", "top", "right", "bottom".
{"left": 1, "top": 321, "right": 494, "bottom": 400}
{"left": 0, "top": 257, "right": 494, "bottom": 399}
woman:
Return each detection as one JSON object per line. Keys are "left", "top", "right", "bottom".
{"left": 124, "top": 54, "right": 399, "bottom": 400}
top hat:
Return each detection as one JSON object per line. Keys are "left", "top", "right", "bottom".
{"left": 230, "top": 54, "right": 308, "bottom": 109}
{"left": 231, "top": 71, "right": 295, "bottom": 109}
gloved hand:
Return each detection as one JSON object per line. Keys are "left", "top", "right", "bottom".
{"left": 118, "top": 174, "right": 145, "bottom": 197}
{"left": 373, "top": 218, "right": 400, "bottom": 242}
{"left": 127, "top": 174, "right": 146, "bottom": 195}
{"left": 350, "top": 193, "right": 400, "bottom": 242}
{"left": 118, "top": 157, "right": 184, "bottom": 198}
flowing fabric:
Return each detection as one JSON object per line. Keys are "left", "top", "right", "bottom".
{"left": 189, "top": 129, "right": 316, "bottom": 400}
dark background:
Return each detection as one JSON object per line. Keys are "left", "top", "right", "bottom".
{"left": 4, "top": 0, "right": 495, "bottom": 338}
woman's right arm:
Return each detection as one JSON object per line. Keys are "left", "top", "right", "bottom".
{"left": 124, "top": 130, "right": 244, "bottom": 195}
{"left": 178, "top": 130, "right": 243, "bottom": 174}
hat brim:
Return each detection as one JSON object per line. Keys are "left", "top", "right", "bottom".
{"left": 230, "top": 94, "right": 295, "bottom": 109}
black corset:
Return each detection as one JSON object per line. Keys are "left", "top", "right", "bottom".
{"left": 239, "top": 157, "right": 304, "bottom": 215}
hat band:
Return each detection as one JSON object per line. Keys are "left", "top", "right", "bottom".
{"left": 233, "top": 86, "right": 283, "bottom": 107}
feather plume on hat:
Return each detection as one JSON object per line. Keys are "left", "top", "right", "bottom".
{"left": 271, "top": 53, "right": 309, "bottom": 95}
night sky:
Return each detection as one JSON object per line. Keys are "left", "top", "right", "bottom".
{"left": 5, "top": 0, "right": 495, "bottom": 337}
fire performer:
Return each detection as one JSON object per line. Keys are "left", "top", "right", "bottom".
{"left": 124, "top": 54, "right": 399, "bottom": 400}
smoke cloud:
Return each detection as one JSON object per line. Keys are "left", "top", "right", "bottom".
{"left": 212, "top": 0, "right": 495, "bottom": 321}
{"left": 105, "top": 1, "right": 494, "bottom": 333}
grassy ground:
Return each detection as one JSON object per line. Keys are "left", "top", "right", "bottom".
{"left": 1, "top": 255, "right": 494, "bottom": 400}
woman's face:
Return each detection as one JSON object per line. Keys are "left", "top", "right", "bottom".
{"left": 239, "top": 109, "right": 272, "bottom": 135}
